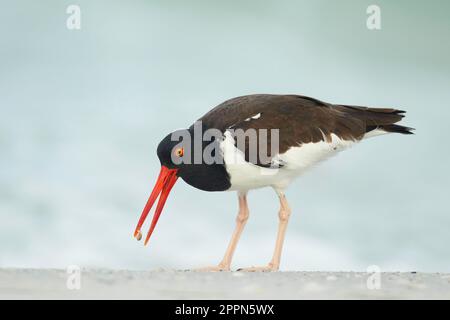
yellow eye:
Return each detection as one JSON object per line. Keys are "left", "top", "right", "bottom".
{"left": 175, "top": 147, "right": 184, "bottom": 157}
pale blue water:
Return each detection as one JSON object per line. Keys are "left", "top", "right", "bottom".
{"left": 1, "top": 0, "right": 449, "bottom": 271}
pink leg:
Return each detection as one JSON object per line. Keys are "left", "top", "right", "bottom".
{"left": 195, "top": 192, "right": 249, "bottom": 272}
{"left": 238, "top": 191, "right": 291, "bottom": 272}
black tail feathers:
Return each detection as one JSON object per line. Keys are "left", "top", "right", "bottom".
{"left": 379, "top": 124, "right": 415, "bottom": 135}
{"left": 366, "top": 123, "right": 415, "bottom": 135}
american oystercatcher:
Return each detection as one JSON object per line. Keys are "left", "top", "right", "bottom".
{"left": 134, "top": 94, "right": 413, "bottom": 271}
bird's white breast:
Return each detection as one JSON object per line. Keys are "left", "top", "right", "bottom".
{"left": 220, "top": 131, "right": 357, "bottom": 191}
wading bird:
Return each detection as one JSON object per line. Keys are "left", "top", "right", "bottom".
{"left": 134, "top": 94, "right": 413, "bottom": 271}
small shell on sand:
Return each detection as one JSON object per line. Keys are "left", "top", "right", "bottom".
{"left": 136, "top": 231, "right": 142, "bottom": 241}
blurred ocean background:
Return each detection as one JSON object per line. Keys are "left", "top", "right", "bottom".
{"left": 0, "top": 0, "right": 449, "bottom": 272}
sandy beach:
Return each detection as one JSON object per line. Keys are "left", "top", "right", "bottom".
{"left": 1, "top": 269, "right": 449, "bottom": 299}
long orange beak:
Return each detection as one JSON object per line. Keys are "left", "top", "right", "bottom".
{"left": 134, "top": 166, "right": 178, "bottom": 245}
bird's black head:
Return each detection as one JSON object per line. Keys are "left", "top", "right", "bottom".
{"left": 134, "top": 126, "right": 230, "bottom": 245}
{"left": 156, "top": 128, "right": 231, "bottom": 191}
{"left": 156, "top": 130, "right": 187, "bottom": 170}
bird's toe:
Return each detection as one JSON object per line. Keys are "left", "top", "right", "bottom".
{"left": 237, "top": 264, "right": 278, "bottom": 272}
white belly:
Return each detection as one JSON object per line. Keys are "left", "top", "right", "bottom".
{"left": 220, "top": 131, "right": 358, "bottom": 191}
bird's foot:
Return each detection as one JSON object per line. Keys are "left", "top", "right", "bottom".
{"left": 237, "top": 263, "right": 278, "bottom": 272}
{"left": 192, "top": 264, "right": 230, "bottom": 272}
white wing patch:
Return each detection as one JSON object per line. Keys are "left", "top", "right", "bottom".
{"left": 244, "top": 113, "right": 261, "bottom": 121}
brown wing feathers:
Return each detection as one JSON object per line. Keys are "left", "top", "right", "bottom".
{"left": 199, "top": 94, "right": 413, "bottom": 166}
